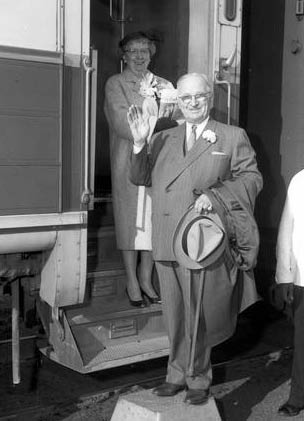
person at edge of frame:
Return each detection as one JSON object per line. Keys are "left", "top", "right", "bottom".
{"left": 276, "top": 169, "right": 304, "bottom": 417}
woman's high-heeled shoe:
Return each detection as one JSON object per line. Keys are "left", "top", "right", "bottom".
{"left": 140, "top": 289, "right": 162, "bottom": 305}
{"left": 125, "top": 288, "right": 146, "bottom": 308}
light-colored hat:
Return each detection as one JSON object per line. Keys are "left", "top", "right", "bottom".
{"left": 173, "top": 207, "right": 227, "bottom": 269}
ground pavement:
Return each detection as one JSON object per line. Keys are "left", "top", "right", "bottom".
{"left": 0, "top": 302, "right": 299, "bottom": 421}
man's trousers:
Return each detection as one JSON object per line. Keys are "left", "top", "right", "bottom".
{"left": 155, "top": 261, "right": 212, "bottom": 390}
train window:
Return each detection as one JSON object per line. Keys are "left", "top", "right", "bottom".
{"left": 225, "top": 0, "right": 237, "bottom": 21}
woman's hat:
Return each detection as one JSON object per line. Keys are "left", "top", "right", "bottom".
{"left": 172, "top": 207, "right": 227, "bottom": 269}
{"left": 119, "top": 31, "right": 156, "bottom": 52}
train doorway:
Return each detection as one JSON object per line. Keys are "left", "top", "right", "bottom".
{"left": 59, "top": 0, "right": 191, "bottom": 373}
{"left": 62, "top": 0, "right": 258, "bottom": 373}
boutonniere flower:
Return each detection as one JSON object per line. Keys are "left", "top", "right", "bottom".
{"left": 202, "top": 129, "right": 217, "bottom": 144}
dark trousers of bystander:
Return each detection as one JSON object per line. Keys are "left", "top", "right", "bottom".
{"left": 289, "top": 285, "right": 304, "bottom": 406}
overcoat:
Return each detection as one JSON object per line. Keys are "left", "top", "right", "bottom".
{"left": 130, "top": 119, "right": 263, "bottom": 345}
{"left": 104, "top": 68, "right": 172, "bottom": 250}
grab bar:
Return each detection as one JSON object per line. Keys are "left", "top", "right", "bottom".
{"left": 214, "top": 72, "right": 231, "bottom": 125}
{"left": 81, "top": 57, "right": 93, "bottom": 205}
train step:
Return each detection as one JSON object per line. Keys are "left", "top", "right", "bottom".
{"left": 37, "top": 266, "right": 166, "bottom": 373}
{"left": 87, "top": 268, "right": 160, "bottom": 301}
{"left": 40, "top": 334, "right": 169, "bottom": 373}
{"left": 87, "top": 225, "right": 124, "bottom": 272}
{"left": 38, "top": 296, "right": 167, "bottom": 373}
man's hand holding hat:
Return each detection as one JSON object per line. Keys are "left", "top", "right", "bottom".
{"left": 194, "top": 193, "right": 213, "bottom": 214}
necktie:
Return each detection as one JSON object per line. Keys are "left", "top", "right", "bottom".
{"left": 187, "top": 124, "right": 197, "bottom": 152}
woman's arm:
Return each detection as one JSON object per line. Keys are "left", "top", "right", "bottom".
{"left": 104, "top": 76, "right": 133, "bottom": 140}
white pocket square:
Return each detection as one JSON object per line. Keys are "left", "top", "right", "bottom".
{"left": 211, "top": 151, "right": 227, "bottom": 156}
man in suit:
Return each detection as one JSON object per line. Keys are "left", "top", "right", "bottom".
{"left": 127, "top": 73, "right": 263, "bottom": 405}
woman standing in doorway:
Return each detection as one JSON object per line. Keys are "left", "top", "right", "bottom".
{"left": 104, "top": 31, "right": 176, "bottom": 307}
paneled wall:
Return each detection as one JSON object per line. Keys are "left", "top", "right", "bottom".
{"left": 0, "top": 57, "right": 61, "bottom": 214}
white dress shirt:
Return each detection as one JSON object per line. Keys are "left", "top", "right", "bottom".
{"left": 185, "top": 117, "right": 209, "bottom": 143}
{"left": 276, "top": 169, "right": 304, "bottom": 286}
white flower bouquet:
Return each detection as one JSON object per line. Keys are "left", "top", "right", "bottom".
{"left": 139, "top": 73, "right": 177, "bottom": 104}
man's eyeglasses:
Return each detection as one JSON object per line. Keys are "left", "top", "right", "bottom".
{"left": 124, "top": 48, "right": 150, "bottom": 56}
{"left": 178, "top": 92, "right": 212, "bottom": 105}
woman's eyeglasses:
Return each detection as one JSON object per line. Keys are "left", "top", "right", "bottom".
{"left": 178, "top": 92, "right": 212, "bottom": 105}
{"left": 125, "top": 48, "right": 150, "bottom": 56}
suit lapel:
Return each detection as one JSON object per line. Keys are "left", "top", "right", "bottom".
{"left": 164, "top": 119, "right": 218, "bottom": 188}
{"left": 162, "top": 124, "right": 186, "bottom": 182}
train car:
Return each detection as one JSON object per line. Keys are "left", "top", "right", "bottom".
{"left": 0, "top": 0, "right": 92, "bottom": 383}
{"left": 1, "top": 0, "right": 299, "bottom": 383}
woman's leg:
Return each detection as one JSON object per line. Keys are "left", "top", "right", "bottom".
{"left": 121, "top": 250, "right": 142, "bottom": 301}
{"left": 138, "top": 250, "right": 158, "bottom": 297}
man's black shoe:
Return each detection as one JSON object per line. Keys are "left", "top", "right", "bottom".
{"left": 152, "top": 382, "right": 185, "bottom": 397}
{"left": 184, "top": 388, "right": 210, "bottom": 405}
{"left": 278, "top": 402, "right": 304, "bottom": 417}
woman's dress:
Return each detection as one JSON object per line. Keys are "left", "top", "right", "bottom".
{"left": 104, "top": 68, "right": 172, "bottom": 250}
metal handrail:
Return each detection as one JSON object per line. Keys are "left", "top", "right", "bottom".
{"left": 214, "top": 72, "right": 231, "bottom": 125}
{"left": 81, "top": 57, "right": 94, "bottom": 205}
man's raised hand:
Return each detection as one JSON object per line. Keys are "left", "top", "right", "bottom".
{"left": 127, "top": 105, "right": 150, "bottom": 148}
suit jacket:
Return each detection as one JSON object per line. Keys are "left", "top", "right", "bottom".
{"left": 131, "top": 119, "right": 262, "bottom": 261}
{"left": 130, "top": 119, "right": 263, "bottom": 345}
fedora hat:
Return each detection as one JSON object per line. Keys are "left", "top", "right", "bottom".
{"left": 173, "top": 206, "right": 226, "bottom": 269}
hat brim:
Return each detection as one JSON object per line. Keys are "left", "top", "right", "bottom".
{"left": 173, "top": 207, "right": 226, "bottom": 269}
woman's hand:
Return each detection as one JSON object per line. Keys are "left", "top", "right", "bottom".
{"left": 127, "top": 105, "right": 150, "bottom": 148}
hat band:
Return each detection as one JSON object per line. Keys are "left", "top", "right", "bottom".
{"left": 181, "top": 215, "right": 225, "bottom": 263}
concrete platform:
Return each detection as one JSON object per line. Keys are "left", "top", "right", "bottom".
{"left": 109, "top": 350, "right": 304, "bottom": 421}
{"left": 111, "top": 389, "right": 221, "bottom": 421}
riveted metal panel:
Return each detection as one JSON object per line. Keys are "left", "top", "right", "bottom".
{"left": 0, "top": 55, "right": 62, "bottom": 215}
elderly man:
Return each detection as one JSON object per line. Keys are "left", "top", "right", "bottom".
{"left": 127, "top": 73, "right": 262, "bottom": 405}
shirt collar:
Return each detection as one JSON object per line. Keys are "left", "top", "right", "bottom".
{"left": 186, "top": 117, "right": 209, "bottom": 139}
